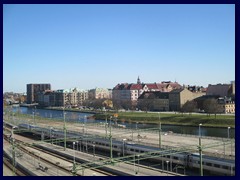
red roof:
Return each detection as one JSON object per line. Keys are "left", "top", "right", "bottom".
{"left": 130, "top": 84, "right": 143, "bottom": 90}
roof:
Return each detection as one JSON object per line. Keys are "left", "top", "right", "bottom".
{"left": 138, "top": 91, "right": 169, "bottom": 99}
{"left": 169, "top": 88, "right": 184, "bottom": 93}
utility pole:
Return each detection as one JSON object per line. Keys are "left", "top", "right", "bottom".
{"left": 159, "top": 112, "right": 162, "bottom": 149}
{"left": 198, "top": 137, "right": 203, "bottom": 176}
{"left": 105, "top": 115, "right": 108, "bottom": 138}
{"left": 11, "top": 127, "right": 16, "bottom": 176}
{"left": 63, "top": 110, "right": 67, "bottom": 151}
{"left": 109, "top": 116, "right": 113, "bottom": 162}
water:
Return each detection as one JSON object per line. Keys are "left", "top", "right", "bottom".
{"left": 9, "top": 106, "right": 235, "bottom": 138}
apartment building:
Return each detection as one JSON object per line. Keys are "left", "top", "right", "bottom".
{"left": 113, "top": 77, "right": 182, "bottom": 105}
{"left": 38, "top": 88, "right": 88, "bottom": 107}
{"left": 88, "top": 88, "right": 111, "bottom": 99}
{"left": 206, "top": 82, "right": 235, "bottom": 97}
{"left": 27, "top": 83, "right": 51, "bottom": 104}
{"left": 169, "top": 88, "right": 205, "bottom": 111}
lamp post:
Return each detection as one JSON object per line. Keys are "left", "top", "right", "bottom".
{"left": 105, "top": 115, "right": 108, "bottom": 138}
{"left": 137, "top": 155, "right": 140, "bottom": 174}
{"left": 158, "top": 112, "right": 162, "bottom": 148}
{"left": 79, "top": 139, "right": 82, "bottom": 152}
{"left": 109, "top": 116, "right": 113, "bottom": 162}
{"left": 63, "top": 110, "right": 67, "bottom": 151}
{"left": 83, "top": 124, "right": 85, "bottom": 135}
{"left": 122, "top": 139, "right": 126, "bottom": 157}
{"left": 76, "top": 141, "right": 79, "bottom": 151}
{"left": 93, "top": 144, "right": 95, "bottom": 161}
{"left": 166, "top": 161, "right": 169, "bottom": 176}
{"left": 50, "top": 127, "right": 53, "bottom": 144}
{"left": 72, "top": 142, "right": 76, "bottom": 176}
{"left": 11, "top": 126, "right": 17, "bottom": 176}
{"left": 136, "top": 122, "right": 139, "bottom": 143}
{"left": 73, "top": 142, "right": 76, "bottom": 164}
{"left": 198, "top": 137, "right": 203, "bottom": 176}
{"left": 199, "top": 124, "right": 202, "bottom": 137}
{"left": 33, "top": 112, "right": 35, "bottom": 125}
{"left": 228, "top": 127, "right": 231, "bottom": 139}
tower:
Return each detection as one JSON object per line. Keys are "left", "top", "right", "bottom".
{"left": 137, "top": 76, "right": 141, "bottom": 84}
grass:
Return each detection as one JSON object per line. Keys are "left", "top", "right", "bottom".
{"left": 94, "top": 111, "right": 235, "bottom": 128}
{"left": 4, "top": 108, "right": 235, "bottom": 128}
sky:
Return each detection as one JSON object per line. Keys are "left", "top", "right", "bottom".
{"left": 3, "top": 4, "right": 235, "bottom": 93}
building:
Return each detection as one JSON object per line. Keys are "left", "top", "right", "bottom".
{"left": 27, "top": 84, "right": 51, "bottom": 104}
{"left": 138, "top": 91, "right": 169, "bottom": 111}
{"left": 38, "top": 88, "right": 88, "bottom": 107}
{"left": 112, "top": 83, "right": 144, "bottom": 105}
{"left": 53, "top": 88, "right": 89, "bottom": 107}
{"left": 169, "top": 88, "right": 205, "bottom": 111}
{"left": 88, "top": 88, "right": 111, "bottom": 99}
{"left": 112, "top": 77, "right": 182, "bottom": 106}
{"left": 206, "top": 82, "right": 235, "bottom": 97}
{"left": 217, "top": 98, "right": 235, "bottom": 114}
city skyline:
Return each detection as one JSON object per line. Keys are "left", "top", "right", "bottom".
{"left": 3, "top": 4, "right": 235, "bottom": 93}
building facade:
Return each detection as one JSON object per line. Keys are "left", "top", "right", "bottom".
{"left": 169, "top": 88, "right": 205, "bottom": 111}
{"left": 113, "top": 77, "right": 182, "bottom": 106}
{"left": 138, "top": 91, "right": 169, "bottom": 111}
{"left": 38, "top": 88, "right": 88, "bottom": 107}
{"left": 27, "top": 83, "right": 51, "bottom": 104}
{"left": 88, "top": 88, "right": 111, "bottom": 99}
{"left": 206, "top": 83, "right": 235, "bottom": 97}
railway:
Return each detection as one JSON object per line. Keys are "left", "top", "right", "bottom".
{"left": 3, "top": 131, "right": 113, "bottom": 176}
{"left": 3, "top": 156, "right": 28, "bottom": 176}
{"left": 4, "top": 121, "right": 235, "bottom": 176}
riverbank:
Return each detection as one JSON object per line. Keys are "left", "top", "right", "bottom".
{"left": 41, "top": 107, "right": 97, "bottom": 114}
{"left": 5, "top": 106, "right": 235, "bottom": 128}
{"left": 94, "top": 111, "right": 235, "bottom": 128}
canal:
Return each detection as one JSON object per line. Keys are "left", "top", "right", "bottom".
{"left": 9, "top": 106, "right": 235, "bottom": 138}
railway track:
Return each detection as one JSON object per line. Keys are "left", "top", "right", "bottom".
{"left": 3, "top": 156, "right": 28, "bottom": 176}
{"left": 3, "top": 133, "right": 114, "bottom": 176}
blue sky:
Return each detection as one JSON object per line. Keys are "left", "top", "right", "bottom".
{"left": 3, "top": 4, "right": 235, "bottom": 93}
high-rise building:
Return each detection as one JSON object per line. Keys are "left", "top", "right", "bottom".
{"left": 27, "top": 84, "right": 51, "bottom": 104}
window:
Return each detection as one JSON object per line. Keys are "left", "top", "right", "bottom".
{"left": 214, "top": 164, "right": 220, "bottom": 168}
{"left": 206, "top": 162, "right": 212, "bottom": 166}
{"left": 222, "top": 165, "right": 229, "bottom": 170}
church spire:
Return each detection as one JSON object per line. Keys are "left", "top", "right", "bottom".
{"left": 137, "top": 76, "right": 141, "bottom": 84}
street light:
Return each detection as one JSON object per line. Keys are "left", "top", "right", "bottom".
{"left": 63, "top": 111, "right": 67, "bottom": 151}
{"left": 33, "top": 112, "right": 35, "bottom": 124}
{"left": 136, "top": 122, "right": 139, "bottom": 143}
{"left": 11, "top": 126, "right": 17, "bottom": 176}
{"left": 93, "top": 144, "right": 95, "bottom": 161}
{"left": 122, "top": 139, "right": 127, "bottom": 157}
{"left": 228, "top": 127, "right": 231, "bottom": 139}
{"left": 50, "top": 127, "right": 53, "bottom": 144}
{"left": 137, "top": 155, "right": 140, "bottom": 174}
{"left": 73, "top": 142, "right": 76, "bottom": 164}
{"left": 199, "top": 124, "right": 202, "bottom": 137}
{"left": 76, "top": 141, "right": 79, "bottom": 151}
{"left": 166, "top": 161, "right": 169, "bottom": 176}
{"left": 158, "top": 112, "right": 162, "bottom": 148}
{"left": 83, "top": 124, "right": 85, "bottom": 135}
{"left": 72, "top": 142, "right": 77, "bottom": 176}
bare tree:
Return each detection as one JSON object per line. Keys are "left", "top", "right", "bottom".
{"left": 203, "top": 98, "right": 220, "bottom": 119}
{"left": 181, "top": 100, "right": 198, "bottom": 115}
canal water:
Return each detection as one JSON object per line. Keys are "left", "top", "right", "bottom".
{"left": 10, "top": 106, "right": 235, "bottom": 138}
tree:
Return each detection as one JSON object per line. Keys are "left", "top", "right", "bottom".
{"left": 181, "top": 100, "right": 198, "bottom": 115}
{"left": 102, "top": 99, "right": 113, "bottom": 109}
{"left": 112, "top": 99, "right": 123, "bottom": 112}
{"left": 203, "top": 98, "right": 220, "bottom": 119}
